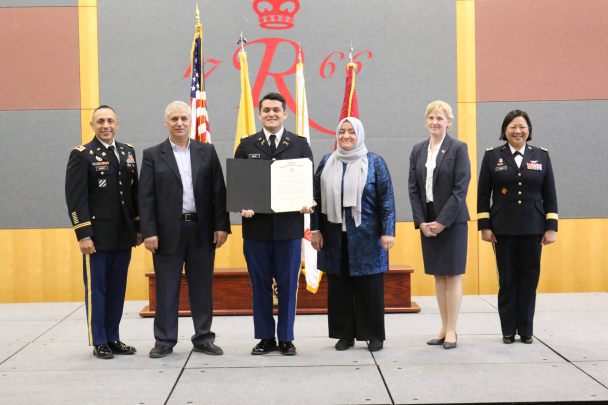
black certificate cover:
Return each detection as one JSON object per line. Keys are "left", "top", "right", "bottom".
{"left": 226, "top": 158, "right": 272, "bottom": 214}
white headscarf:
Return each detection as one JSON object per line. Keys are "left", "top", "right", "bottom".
{"left": 320, "top": 117, "right": 368, "bottom": 227}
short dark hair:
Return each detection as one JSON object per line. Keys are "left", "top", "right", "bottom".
{"left": 93, "top": 105, "right": 116, "bottom": 114}
{"left": 500, "top": 110, "right": 533, "bottom": 141}
{"left": 259, "top": 92, "right": 286, "bottom": 111}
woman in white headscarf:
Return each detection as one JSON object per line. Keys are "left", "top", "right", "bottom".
{"left": 310, "top": 117, "right": 396, "bottom": 352}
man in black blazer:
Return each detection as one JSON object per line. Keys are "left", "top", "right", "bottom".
{"left": 234, "top": 92, "right": 313, "bottom": 355}
{"left": 65, "top": 105, "right": 141, "bottom": 359}
{"left": 139, "top": 101, "right": 230, "bottom": 358}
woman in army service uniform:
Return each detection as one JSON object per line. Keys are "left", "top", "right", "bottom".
{"left": 477, "top": 110, "right": 558, "bottom": 344}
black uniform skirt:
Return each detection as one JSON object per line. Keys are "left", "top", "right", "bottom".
{"left": 420, "top": 202, "right": 467, "bottom": 276}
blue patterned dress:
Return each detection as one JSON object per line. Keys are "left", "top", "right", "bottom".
{"left": 310, "top": 153, "right": 396, "bottom": 276}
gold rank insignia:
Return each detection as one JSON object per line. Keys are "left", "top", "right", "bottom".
{"left": 74, "top": 145, "right": 86, "bottom": 152}
{"left": 125, "top": 143, "right": 134, "bottom": 148}
{"left": 541, "top": 147, "right": 548, "bottom": 152}
{"left": 89, "top": 150, "right": 94, "bottom": 154}
{"left": 102, "top": 152, "right": 106, "bottom": 156}
{"left": 486, "top": 147, "right": 493, "bottom": 151}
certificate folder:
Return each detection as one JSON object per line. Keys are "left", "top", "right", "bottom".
{"left": 226, "top": 159, "right": 272, "bottom": 214}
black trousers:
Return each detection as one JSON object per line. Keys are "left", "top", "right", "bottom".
{"left": 494, "top": 234, "right": 543, "bottom": 337}
{"left": 152, "top": 221, "right": 216, "bottom": 348}
{"left": 327, "top": 233, "right": 385, "bottom": 341}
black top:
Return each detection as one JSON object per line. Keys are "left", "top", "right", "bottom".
{"left": 234, "top": 129, "right": 313, "bottom": 241}
{"left": 65, "top": 137, "right": 140, "bottom": 250}
{"left": 477, "top": 143, "right": 558, "bottom": 235}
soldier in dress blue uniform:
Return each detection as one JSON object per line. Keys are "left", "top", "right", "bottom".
{"left": 234, "top": 93, "right": 314, "bottom": 356}
{"left": 65, "top": 105, "right": 142, "bottom": 359}
{"left": 477, "top": 110, "right": 558, "bottom": 344}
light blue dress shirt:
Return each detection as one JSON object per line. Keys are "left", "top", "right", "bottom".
{"left": 169, "top": 137, "right": 197, "bottom": 214}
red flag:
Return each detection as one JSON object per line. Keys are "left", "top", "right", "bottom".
{"left": 335, "top": 62, "right": 359, "bottom": 150}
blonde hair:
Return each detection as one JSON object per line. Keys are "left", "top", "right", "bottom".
{"left": 425, "top": 100, "right": 454, "bottom": 131}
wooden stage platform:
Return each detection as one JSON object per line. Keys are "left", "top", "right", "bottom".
{"left": 139, "top": 265, "right": 420, "bottom": 317}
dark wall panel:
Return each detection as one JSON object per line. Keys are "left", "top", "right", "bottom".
{"left": 477, "top": 101, "right": 608, "bottom": 219}
{"left": 0, "top": 110, "right": 81, "bottom": 228}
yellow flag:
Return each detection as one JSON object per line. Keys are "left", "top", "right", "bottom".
{"left": 234, "top": 51, "right": 257, "bottom": 154}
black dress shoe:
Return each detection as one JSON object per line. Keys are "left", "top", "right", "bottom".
{"left": 426, "top": 337, "right": 445, "bottom": 345}
{"left": 93, "top": 344, "right": 114, "bottom": 359}
{"left": 251, "top": 339, "right": 277, "bottom": 355}
{"left": 520, "top": 336, "right": 534, "bottom": 344}
{"left": 149, "top": 344, "right": 173, "bottom": 358}
{"left": 368, "top": 340, "right": 383, "bottom": 352}
{"left": 443, "top": 333, "right": 457, "bottom": 349}
{"left": 335, "top": 339, "right": 355, "bottom": 351}
{"left": 503, "top": 336, "right": 515, "bottom": 344}
{"left": 278, "top": 341, "right": 297, "bottom": 356}
{"left": 108, "top": 341, "right": 136, "bottom": 355}
{"left": 193, "top": 342, "right": 223, "bottom": 355}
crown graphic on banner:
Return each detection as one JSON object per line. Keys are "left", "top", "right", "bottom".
{"left": 253, "top": 0, "right": 300, "bottom": 30}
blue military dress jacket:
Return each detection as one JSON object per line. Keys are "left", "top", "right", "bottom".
{"left": 310, "top": 153, "right": 396, "bottom": 277}
{"left": 477, "top": 143, "right": 558, "bottom": 235}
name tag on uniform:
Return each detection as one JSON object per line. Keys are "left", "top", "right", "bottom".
{"left": 248, "top": 154, "right": 261, "bottom": 159}
{"left": 95, "top": 166, "right": 109, "bottom": 171}
{"left": 495, "top": 166, "right": 507, "bottom": 171}
{"left": 98, "top": 179, "right": 107, "bottom": 187}
{"left": 527, "top": 162, "right": 542, "bottom": 171}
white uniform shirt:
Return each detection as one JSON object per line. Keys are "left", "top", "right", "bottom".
{"left": 96, "top": 136, "right": 120, "bottom": 161}
{"left": 425, "top": 136, "right": 445, "bottom": 203}
{"left": 509, "top": 143, "right": 526, "bottom": 168}
{"left": 262, "top": 126, "right": 284, "bottom": 148}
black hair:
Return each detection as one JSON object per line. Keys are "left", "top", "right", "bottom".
{"left": 500, "top": 110, "right": 533, "bottom": 140}
{"left": 258, "top": 92, "right": 286, "bottom": 111}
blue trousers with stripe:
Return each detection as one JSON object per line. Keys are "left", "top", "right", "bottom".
{"left": 83, "top": 249, "right": 131, "bottom": 346}
{"left": 243, "top": 238, "right": 301, "bottom": 342}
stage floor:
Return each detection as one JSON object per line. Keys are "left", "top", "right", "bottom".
{"left": 1, "top": 293, "right": 607, "bottom": 404}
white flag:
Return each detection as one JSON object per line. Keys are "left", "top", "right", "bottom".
{"left": 296, "top": 59, "right": 323, "bottom": 293}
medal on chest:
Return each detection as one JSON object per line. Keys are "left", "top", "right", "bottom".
{"left": 526, "top": 161, "right": 542, "bottom": 171}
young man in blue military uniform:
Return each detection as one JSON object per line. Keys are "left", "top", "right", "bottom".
{"left": 65, "top": 105, "right": 142, "bottom": 359}
{"left": 234, "top": 92, "right": 314, "bottom": 356}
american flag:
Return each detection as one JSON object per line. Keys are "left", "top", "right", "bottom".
{"left": 190, "top": 24, "right": 210, "bottom": 143}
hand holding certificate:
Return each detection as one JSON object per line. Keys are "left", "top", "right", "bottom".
{"left": 270, "top": 158, "right": 313, "bottom": 213}
{"left": 226, "top": 158, "right": 313, "bottom": 214}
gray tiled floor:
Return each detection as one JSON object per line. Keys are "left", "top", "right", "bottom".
{"left": 1, "top": 294, "right": 607, "bottom": 404}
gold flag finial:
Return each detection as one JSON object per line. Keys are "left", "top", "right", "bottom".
{"left": 196, "top": 4, "right": 200, "bottom": 25}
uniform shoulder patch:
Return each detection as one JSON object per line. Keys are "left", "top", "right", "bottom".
{"left": 540, "top": 147, "right": 548, "bottom": 152}
{"left": 74, "top": 145, "right": 86, "bottom": 152}
{"left": 125, "top": 143, "right": 134, "bottom": 148}
{"left": 297, "top": 133, "right": 305, "bottom": 138}
{"left": 486, "top": 147, "right": 494, "bottom": 152}
{"left": 241, "top": 133, "right": 252, "bottom": 139}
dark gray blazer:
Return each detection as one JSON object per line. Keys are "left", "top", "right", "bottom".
{"left": 139, "top": 138, "right": 230, "bottom": 254}
{"left": 408, "top": 134, "right": 471, "bottom": 229}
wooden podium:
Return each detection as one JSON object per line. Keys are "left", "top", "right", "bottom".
{"left": 139, "top": 265, "right": 420, "bottom": 317}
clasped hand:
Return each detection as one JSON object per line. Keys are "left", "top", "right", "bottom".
{"left": 420, "top": 222, "right": 446, "bottom": 237}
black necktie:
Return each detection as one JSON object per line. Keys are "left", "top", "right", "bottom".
{"left": 107, "top": 145, "right": 119, "bottom": 165}
{"left": 513, "top": 151, "right": 523, "bottom": 157}
{"left": 269, "top": 134, "right": 277, "bottom": 154}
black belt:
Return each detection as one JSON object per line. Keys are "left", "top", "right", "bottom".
{"left": 182, "top": 213, "right": 198, "bottom": 221}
